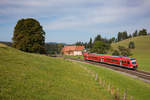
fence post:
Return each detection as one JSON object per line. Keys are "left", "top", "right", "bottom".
{"left": 123, "top": 90, "right": 127, "bottom": 100}
{"left": 99, "top": 78, "right": 102, "bottom": 85}
{"left": 130, "top": 96, "right": 133, "bottom": 100}
{"left": 103, "top": 80, "right": 105, "bottom": 87}
{"left": 107, "top": 83, "right": 110, "bottom": 92}
{"left": 111, "top": 86, "right": 114, "bottom": 95}
{"left": 115, "top": 88, "right": 119, "bottom": 100}
{"left": 95, "top": 73, "right": 98, "bottom": 81}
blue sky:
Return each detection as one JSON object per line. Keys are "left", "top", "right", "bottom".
{"left": 0, "top": 0, "right": 150, "bottom": 44}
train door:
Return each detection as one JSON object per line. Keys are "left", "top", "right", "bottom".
{"left": 120, "top": 60, "right": 122, "bottom": 66}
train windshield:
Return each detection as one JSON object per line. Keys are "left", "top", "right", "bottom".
{"left": 131, "top": 60, "right": 136, "bottom": 64}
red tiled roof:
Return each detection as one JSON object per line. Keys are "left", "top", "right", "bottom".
{"left": 62, "top": 46, "right": 85, "bottom": 52}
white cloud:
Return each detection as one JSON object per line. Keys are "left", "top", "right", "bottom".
{"left": 0, "top": 0, "right": 150, "bottom": 42}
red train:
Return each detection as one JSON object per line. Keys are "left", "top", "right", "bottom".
{"left": 83, "top": 53, "right": 138, "bottom": 69}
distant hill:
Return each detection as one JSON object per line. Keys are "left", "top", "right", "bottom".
{"left": 0, "top": 41, "right": 12, "bottom": 47}
{"left": 110, "top": 35, "right": 150, "bottom": 72}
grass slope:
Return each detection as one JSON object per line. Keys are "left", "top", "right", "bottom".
{"left": 0, "top": 43, "right": 113, "bottom": 100}
{"left": 111, "top": 35, "right": 150, "bottom": 72}
{"left": 77, "top": 62, "right": 150, "bottom": 100}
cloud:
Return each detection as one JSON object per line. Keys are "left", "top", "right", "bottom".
{"left": 0, "top": 0, "right": 150, "bottom": 42}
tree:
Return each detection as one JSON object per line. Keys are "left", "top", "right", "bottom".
{"left": 129, "top": 41, "right": 135, "bottom": 49}
{"left": 110, "top": 37, "right": 116, "bottom": 43}
{"left": 91, "top": 41, "right": 110, "bottom": 54}
{"left": 128, "top": 34, "right": 132, "bottom": 38}
{"left": 12, "top": 18, "right": 46, "bottom": 54}
{"left": 117, "top": 31, "right": 128, "bottom": 41}
{"left": 133, "top": 30, "right": 138, "bottom": 37}
{"left": 112, "top": 50, "right": 120, "bottom": 56}
{"left": 117, "top": 32, "right": 122, "bottom": 42}
{"left": 75, "top": 41, "right": 83, "bottom": 46}
{"left": 94, "top": 35, "right": 102, "bottom": 43}
{"left": 139, "top": 29, "right": 147, "bottom": 36}
{"left": 88, "top": 38, "right": 93, "bottom": 49}
{"left": 122, "top": 31, "right": 128, "bottom": 39}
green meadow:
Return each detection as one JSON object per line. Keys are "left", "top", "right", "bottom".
{"left": 78, "top": 62, "right": 150, "bottom": 100}
{"left": 0, "top": 43, "right": 112, "bottom": 100}
{"left": 0, "top": 43, "right": 150, "bottom": 100}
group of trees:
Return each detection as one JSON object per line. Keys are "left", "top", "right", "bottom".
{"left": 112, "top": 41, "right": 135, "bottom": 57}
{"left": 45, "top": 43, "right": 64, "bottom": 55}
{"left": 91, "top": 35, "right": 111, "bottom": 54}
{"left": 75, "top": 34, "right": 112, "bottom": 54}
{"left": 112, "top": 46, "right": 132, "bottom": 56}
{"left": 116, "top": 29, "right": 149, "bottom": 42}
{"left": 12, "top": 18, "right": 149, "bottom": 56}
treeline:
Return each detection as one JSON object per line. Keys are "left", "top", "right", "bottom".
{"left": 75, "top": 28, "right": 149, "bottom": 56}
{"left": 45, "top": 43, "right": 64, "bottom": 55}
{"left": 75, "top": 34, "right": 113, "bottom": 54}
{"left": 116, "top": 29, "right": 149, "bottom": 42}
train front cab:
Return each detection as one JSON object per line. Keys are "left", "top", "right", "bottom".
{"left": 129, "top": 59, "right": 138, "bottom": 70}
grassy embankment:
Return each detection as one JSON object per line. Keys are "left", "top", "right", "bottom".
{"left": 110, "top": 35, "right": 150, "bottom": 72}
{"left": 0, "top": 43, "right": 150, "bottom": 100}
{"left": 78, "top": 62, "right": 150, "bottom": 100}
{"left": 63, "top": 55, "right": 84, "bottom": 60}
{"left": 0, "top": 43, "right": 112, "bottom": 100}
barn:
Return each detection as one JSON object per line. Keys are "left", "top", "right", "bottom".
{"left": 61, "top": 46, "right": 85, "bottom": 56}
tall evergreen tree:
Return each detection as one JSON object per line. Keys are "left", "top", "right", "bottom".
{"left": 133, "top": 30, "right": 138, "bottom": 37}
{"left": 117, "top": 32, "right": 122, "bottom": 41}
{"left": 12, "top": 18, "right": 46, "bottom": 54}
{"left": 88, "top": 38, "right": 93, "bottom": 49}
{"left": 122, "top": 31, "right": 128, "bottom": 39}
{"left": 94, "top": 35, "right": 102, "bottom": 42}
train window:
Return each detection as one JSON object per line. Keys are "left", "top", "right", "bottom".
{"left": 127, "top": 61, "right": 130, "bottom": 64}
{"left": 131, "top": 60, "right": 136, "bottom": 64}
{"left": 125, "top": 61, "right": 126, "bottom": 63}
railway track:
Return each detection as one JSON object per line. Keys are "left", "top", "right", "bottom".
{"left": 66, "top": 58, "right": 150, "bottom": 83}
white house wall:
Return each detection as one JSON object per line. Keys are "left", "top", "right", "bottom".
{"left": 74, "top": 51, "right": 82, "bottom": 56}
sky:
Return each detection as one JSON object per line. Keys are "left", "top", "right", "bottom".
{"left": 0, "top": 0, "right": 150, "bottom": 44}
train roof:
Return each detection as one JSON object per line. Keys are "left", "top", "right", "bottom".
{"left": 89, "top": 53, "right": 135, "bottom": 60}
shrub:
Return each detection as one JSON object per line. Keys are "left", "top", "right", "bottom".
{"left": 129, "top": 41, "right": 135, "bottom": 49}
{"left": 118, "top": 46, "right": 132, "bottom": 57}
{"left": 112, "top": 50, "right": 120, "bottom": 56}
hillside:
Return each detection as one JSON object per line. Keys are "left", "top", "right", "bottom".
{"left": 111, "top": 35, "right": 150, "bottom": 72}
{"left": 0, "top": 43, "right": 113, "bottom": 100}
{"left": 0, "top": 43, "right": 150, "bottom": 100}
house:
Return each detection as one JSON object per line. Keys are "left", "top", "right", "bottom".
{"left": 62, "top": 45, "right": 85, "bottom": 56}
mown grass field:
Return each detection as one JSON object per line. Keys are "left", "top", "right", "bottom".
{"left": 0, "top": 43, "right": 113, "bottom": 100}
{"left": 110, "top": 35, "right": 150, "bottom": 72}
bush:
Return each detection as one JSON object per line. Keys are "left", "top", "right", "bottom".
{"left": 118, "top": 46, "right": 132, "bottom": 57}
{"left": 129, "top": 41, "right": 135, "bottom": 49}
{"left": 112, "top": 50, "right": 120, "bottom": 56}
